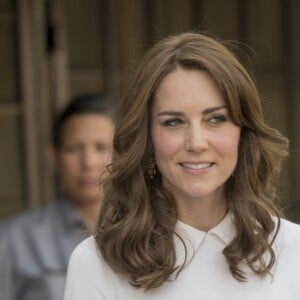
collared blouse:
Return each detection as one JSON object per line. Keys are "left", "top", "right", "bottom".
{"left": 64, "top": 212, "right": 300, "bottom": 300}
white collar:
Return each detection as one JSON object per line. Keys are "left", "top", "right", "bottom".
{"left": 173, "top": 211, "right": 236, "bottom": 268}
{"left": 172, "top": 212, "right": 281, "bottom": 282}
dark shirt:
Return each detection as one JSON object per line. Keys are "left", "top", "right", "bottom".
{"left": 0, "top": 198, "right": 90, "bottom": 300}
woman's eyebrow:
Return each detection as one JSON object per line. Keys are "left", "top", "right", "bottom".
{"left": 157, "top": 111, "right": 183, "bottom": 117}
{"left": 157, "top": 105, "right": 227, "bottom": 117}
{"left": 202, "top": 105, "right": 227, "bottom": 115}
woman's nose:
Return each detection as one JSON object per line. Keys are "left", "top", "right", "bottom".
{"left": 185, "top": 125, "right": 209, "bottom": 152}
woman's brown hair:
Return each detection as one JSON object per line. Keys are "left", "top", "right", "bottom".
{"left": 95, "top": 32, "right": 289, "bottom": 290}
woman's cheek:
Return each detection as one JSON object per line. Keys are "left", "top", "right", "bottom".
{"left": 153, "top": 131, "right": 182, "bottom": 159}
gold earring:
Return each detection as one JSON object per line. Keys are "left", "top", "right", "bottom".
{"left": 148, "top": 157, "right": 157, "bottom": 180}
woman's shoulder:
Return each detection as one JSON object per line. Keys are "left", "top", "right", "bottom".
{"left": 65, "top": 236, "right": 117, "bottom": 299}
{"left": 271, "top": 218, "right": 300, "bottom": 288}
{"left": 69, "top": 235, "right": 106, "bottom": 269}
{"left": 275, "top": 217, "right": 300, "bottom": 249}
{"left": 71, "top": 235, "right": 97, "bottom": 256}
{"left": 69, "top": 235, "right": 121, "bottom": 276}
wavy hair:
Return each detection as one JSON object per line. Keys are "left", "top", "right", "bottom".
{"left": 95, "top": 32, "right": 289, "bottom": 290}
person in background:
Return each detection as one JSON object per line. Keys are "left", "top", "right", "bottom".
{"left": 64, "top": 32, "right": 300, "bottom": 300}
{"left": 0, "top": 93, "right": 115, "bottom": 300}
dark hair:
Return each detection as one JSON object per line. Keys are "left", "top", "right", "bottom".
{"left": 53, "top": 93, "right": 114, "bottom": 148}
{"left": 95, "top": 32, "right": 289, "bottom": 290}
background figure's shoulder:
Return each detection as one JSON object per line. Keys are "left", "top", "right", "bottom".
{"left": 0, "top": 202, "right": 57, "bottom": 235}
{"left": 0, "top": 201, "right": 60, "bottom": 254}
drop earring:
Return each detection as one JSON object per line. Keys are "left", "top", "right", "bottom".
{"left": 148, "top": 157, "right": 157, "bottom": 180}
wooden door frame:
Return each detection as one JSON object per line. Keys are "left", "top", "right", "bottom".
{"left": 17, "top": 0, "right": 69, "bottom": 208}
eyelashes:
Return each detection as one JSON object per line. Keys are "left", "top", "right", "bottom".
{"left": 209, "top": 114, "right": 227, "bottom": 124}
{"left": 160, "top": 114, "right": 228, "bottom": 127}
{"left": 161, "top": 118, "right": 183, "bottom": 127}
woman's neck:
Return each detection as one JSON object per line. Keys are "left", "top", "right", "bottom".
{"left": 176, "top": 191, "right": 228, "bottom": 231}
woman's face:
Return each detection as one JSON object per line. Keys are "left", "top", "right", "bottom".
{"left": 54, "top": 114, "right": 114, "bottom": 205}
{"left": 151, "top": 68, "right": 241, "bottom": 210}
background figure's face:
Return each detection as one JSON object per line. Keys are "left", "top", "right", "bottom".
{"left": 151, "top": 68, "right": 241, "bottom": 210}
{"left": 54, "top": 114, "right": 114, "bottom": 205}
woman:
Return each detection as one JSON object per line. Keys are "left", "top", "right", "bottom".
{"left": 64, "top": 32, "right": 300, "bottom": 299}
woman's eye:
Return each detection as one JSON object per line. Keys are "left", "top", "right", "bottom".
{"left": 208, "top": 114, "right": 227, "bottom": 124}
{"left": 162, "top": 118, "right": 183, "bottom": 127}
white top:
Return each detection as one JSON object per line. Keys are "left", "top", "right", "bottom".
{"left": 64, "top": 213, "right": 300, "bottom": 300}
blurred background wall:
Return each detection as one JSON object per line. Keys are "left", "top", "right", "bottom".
{"left": 0, "top": 0, "right": 299, "bottom": 221}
